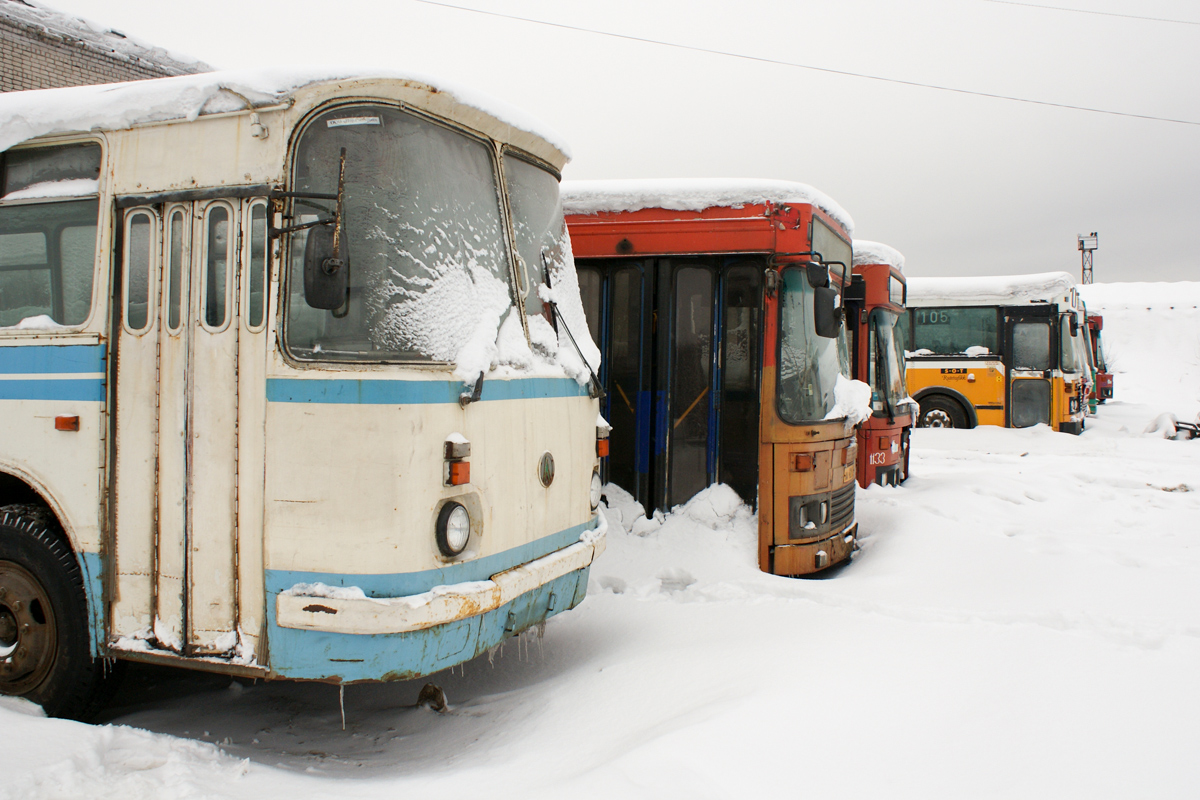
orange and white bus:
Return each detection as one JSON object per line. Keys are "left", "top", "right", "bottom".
{"left": 904, "top": 272, "right": 1088, "bottom": 434}
{"left": 565, "top": 180, "right": 867, "bottom": 576}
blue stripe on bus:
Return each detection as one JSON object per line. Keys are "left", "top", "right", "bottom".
{"left": 79, "top": 551, "right": 104, "bottom": 657}
{"left": 266, "top": 376, "right": 589, "bottom": 405}
{"left": 0, "top": 378, "right": 105, "bottom": 401}
{"left": 0, "top": 344, "right": 106, "bottom": 374}
{"left": 264, "top": 517, "right": 598, "bottom": 598}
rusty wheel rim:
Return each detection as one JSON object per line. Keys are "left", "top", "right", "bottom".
{"left": 0, "top": 561, "right": 57, "bottom": 695}
{"left": 921, "top": 409, "right": 953, "bottom": 428}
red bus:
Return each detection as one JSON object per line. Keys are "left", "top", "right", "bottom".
{"left": 847, "top": 242, "right": 914, "bottom": 487}
{"left": 565, "top": 180, "right": 864, "bottom": 576}
{"left": 1086, "top": 313, "right": 1114, "bottom": 402}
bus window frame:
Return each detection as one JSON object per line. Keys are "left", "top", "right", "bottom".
{"left": 121, "top": 206, "right": 160, "bottom": 336}
{"left": 163, "top": 203, "right": 190, "bottom": 336}
{"left": 278, "top": 100, "right": 534, "bottom": 368}
{"left": 243, "top": 198, "right": 269, "bottom": 333}
{"left": 0, "top": 136, "right": 104, "bottom": 333}
{"left": 199, "top": 200, "right": 236, "bottom": 335}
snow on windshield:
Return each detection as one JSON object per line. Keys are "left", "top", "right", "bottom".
{"left": 562, "top": 178, "right": 853, "bottom": 235}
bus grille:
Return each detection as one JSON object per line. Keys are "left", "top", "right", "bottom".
{"left": 830, "top": 481, "right": 855, "bottom": 531}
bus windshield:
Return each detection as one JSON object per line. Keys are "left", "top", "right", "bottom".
{"left": 777, "top": 267, "right": 847, "bottom": 423}
{"left": 285, "top": 104, "right": 518, "bottom": 362}
{"left": 869, "top": 308, "right": 907, "bottom": 412}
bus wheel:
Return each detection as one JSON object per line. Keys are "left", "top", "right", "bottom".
{"left": 917, "top": 396, "right": 968, "bottom": 428}
{"left": 0, "top": 511, "right": 114, "bottom": 720}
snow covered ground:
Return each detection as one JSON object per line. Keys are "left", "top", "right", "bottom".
{"left": 4, "top": 282, "right": 1200, "bottom": 799}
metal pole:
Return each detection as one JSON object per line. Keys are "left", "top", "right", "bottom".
{"left": 1077, "top": 232, "right": 1098, "bottom": 285}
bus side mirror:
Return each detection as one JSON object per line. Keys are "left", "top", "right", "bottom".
{"left": 814, "top": 285, "right": 842, "bottom": 338}
{"left": 304, "top": 224, "right": 349, "bottom": 310}
{"left": 806, "top": 264, "right": 830, "bottom": 288}
{"left": 1070, "top": 317, "right": 1080, "bottom": 335}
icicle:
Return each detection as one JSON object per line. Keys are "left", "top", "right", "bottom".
{"left": 339, "top": 684, "right": 346, "bottom": 731}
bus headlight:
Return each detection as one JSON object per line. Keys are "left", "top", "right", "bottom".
{"left": 590, "top": 470, "right": 603, "bottom": 510}
{"left": 436, "top": 502, "right": 471, "bottom": 557}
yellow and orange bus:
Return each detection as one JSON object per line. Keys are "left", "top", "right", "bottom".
{"left": 904, "top": 272, "right": 1088, "bottom": 434}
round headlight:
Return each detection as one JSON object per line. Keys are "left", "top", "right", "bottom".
{"left": 589, "top": 470, "right": 603, "bottom": 510}
{"left": 436, "top": 502, "right": 471, "bottom": 557}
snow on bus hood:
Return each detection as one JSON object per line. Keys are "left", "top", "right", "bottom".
{"left": 852, "top": 239, "right": 905, "bottom": 272}
{"left": 907, "top": 272, "right": 1076, "bottom": 305}
{"left": 561, "top": 178, "right": 854, "bottom": 235}
{"left": 0, "top": 67, "right": 570, "bottom": 158}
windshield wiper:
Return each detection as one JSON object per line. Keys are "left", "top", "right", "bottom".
{"left": 548, "top": 300, "right": 605, "bottom": 401}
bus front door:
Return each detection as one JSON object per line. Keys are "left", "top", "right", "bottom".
{"left": 1004, "top": 308, "right": 1054, "bottom": 429}
{"left": 113, "top": 199, "right": 252, "bottom": 656}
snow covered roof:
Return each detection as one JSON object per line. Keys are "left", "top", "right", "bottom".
{"left": 0, "top": 0, "right": 209, "bottom": 76}
{"left": 0, "top": 68, "right": 571, "bottom": 160}
{"left": 906, "top": 271, "right": 1077, "bottom": 307}
{"left": 852, "top": 239, "right": 905, "bottom": 272}
{"left": 561, "top": 178, "right": 854, "bottom": 236}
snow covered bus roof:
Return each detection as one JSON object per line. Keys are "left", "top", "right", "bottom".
{"left": 852, "top": 240, "right": 905, "bottom": 272}
{"left": 0, "top": 68, "right": 570, "bottom": 168}
{"left": 561, "top": 178, "right": 854, "bottom": 236}
{"left": 906, "top": 272, "right": 1077, "bottom": 308}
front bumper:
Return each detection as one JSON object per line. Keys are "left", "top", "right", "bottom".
{"left": 772, "top": 523, "right": 857, "bottom": 576}
{"left": 277, "top": 532, "right": 605, "bottom": 635}
{"left": 266, "top": 521, "right": 606, "bottom": 682}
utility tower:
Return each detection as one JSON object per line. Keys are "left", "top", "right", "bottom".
{"left": 1078, "top": 232, "right": 1098, "bottom": 284}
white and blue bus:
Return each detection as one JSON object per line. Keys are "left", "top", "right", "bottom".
{"left": 0, "top": 71, "right": 606, "bottom": 719}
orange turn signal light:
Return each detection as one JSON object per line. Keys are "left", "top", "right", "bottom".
{"left": 55, "top": 415, "right": 80, "bottom": 432}
{"left": 447, "top": 461, "right": 470, "bottom": 486}
{"left": 791, "top": 453, "right": 814, "bottom": 472}
{"left": 597, "top": 438, "right": 610, "bottom": 458}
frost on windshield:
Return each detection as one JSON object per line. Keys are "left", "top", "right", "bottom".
{"left": 286, "top": 105, "right": 514, "bottom": 363}
{"left": 777, "top": 269, "right": 845, "bottom": 423}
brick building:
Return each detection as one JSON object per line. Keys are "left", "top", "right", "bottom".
{"left": 1, "top": 0, "right": 209, "bottom": 92}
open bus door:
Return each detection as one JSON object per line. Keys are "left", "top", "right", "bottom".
{"left": 578, "top": 258, "right": 761, "bottom": 512}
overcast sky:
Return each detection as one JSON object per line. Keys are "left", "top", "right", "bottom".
{"left": 41, "top": 0, "right": 1200, "bottom": 282}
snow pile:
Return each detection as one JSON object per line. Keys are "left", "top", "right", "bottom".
{"left": 1079, "top": 281, "right": 1200, "bottom": 413}
{"left": 907, "top": 271, "right": 1076, "bottom": 306}
{"left": 1, "top": 314, "right": 64, "bottom": 330}
{"left": 562, "top": 178, "right": 854, "bottom": 235}
{"left": 0, "top": 0, "right": 209, "bottom": 76}
{"left": 0, "top": 68, "right": 570, "bottom": 158}
{"left": 852, "top": 239, "right": 905, "bottom": 271}
{"left": 825, "top": 374, "right": 874, "bottom": 425}
{"left": 3, "top": 178, "right": 99, "bottom": 200}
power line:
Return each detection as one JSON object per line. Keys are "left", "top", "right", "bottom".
{"left": 411, "top": 0, "right": 1200, "bottom": 127}
{"left": 981, "top": 0, "right": 1200, "bottom": 27}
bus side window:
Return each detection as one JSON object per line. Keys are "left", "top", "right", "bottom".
{"left": 0, "top": 142, "right": 101, "bottom": 329}
{"left": 202, "top": 204, "right": 233, "bottom": 330}
{"left": 246, "top": 202, "right": 268, "bottom": 330}
{"left": 123, "top": 209, "right": 157, "bottom": 333}
{"left": 165, "top": 208, "right": 187, "bottom": 333}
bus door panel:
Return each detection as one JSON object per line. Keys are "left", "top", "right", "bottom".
{"left": 185, "top": 199, "right": 240, "bottom": 654}
{"left": 716, "top": 261, "right": 762, "bottom": 506}
{"left": 576, "top": 261, "right": 655, "bottom": 511}
{"left": 112, "top": 207, "right": 162, "bottom": 638}
{"left": 153, "top": 204, "right": 191, "bottom": 650}
{"left": 235, "top": 199, "right": 269, "bottom": 651}
{"left": 607, "top": 263, "right": 653, "bottom": 507}
{"left": 1005, "top": 309, "right": 1053, "bottom": 428}
{"left": 664, "top": 262, "right": 714, "bottom": 508}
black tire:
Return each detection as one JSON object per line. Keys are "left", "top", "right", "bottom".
{"left": 0, "top": 509, "right": 118, "bottom": 720}
{"left": 916, "top": 396, "right": 969, "bottom": 429}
